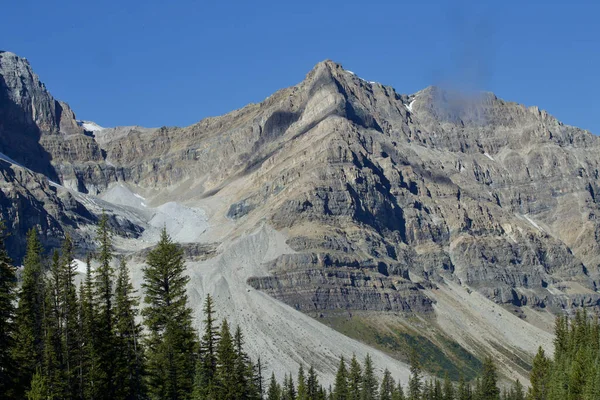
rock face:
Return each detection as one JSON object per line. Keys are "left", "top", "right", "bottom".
{"left": 1, "top": 52, "right": 600, "bottom": 377}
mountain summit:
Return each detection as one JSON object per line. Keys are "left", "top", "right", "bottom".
{"left": 0, "top": 51, "right": 598, "bottom": 383}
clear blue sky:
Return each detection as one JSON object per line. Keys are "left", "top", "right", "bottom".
{"left": 2, "top": 0, "right": 599, "bottom": 133}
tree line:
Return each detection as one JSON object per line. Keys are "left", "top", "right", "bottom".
{"left": 0, "top": 217, "right": 599, "bottom": 400}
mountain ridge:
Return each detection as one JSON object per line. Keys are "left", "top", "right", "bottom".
{"left": 1, "top": 50, "right": 599, "bottom": 383}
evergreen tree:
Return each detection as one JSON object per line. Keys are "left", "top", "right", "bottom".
{"left": 60, "top": 235, "right": 81, "bottom": 399}
{"left": 307, "top": 365, "right": 320, "bottom": 400}
{"left": 94, "top": 214, "right": 117, "bottom": 399}
{"left": 267, "top": 372, "right": 281, "bottom": 400}
{"left": 443, "top": 374, "right": 455, "bottom": 400}
{"left": 379, "top": 368, "right": 395, "bottom": 400}
{"left": 114, "top": 257, "right": 145, "bottom": 400}
{"left": 43, "top": 250, "right": 67, "bottom": 399}
{"left": 80, "top": 253, "right": 101, "bottom": 400}
{"left": 361, "top": 354, "right": 377, "bottom": 400}
{"left": 215, "top": 319, "right": 236, "bottom": 399}
{"left": 457, "top": 375, "right": 471, "bottom": 400}
{"left": 392, "top": 382, "right": 405, "bottom": 400}
{"left": 407, "top": 350, "right": 422, "bottom": 400}
{"left": 510, "top": 380, "right": 524, "bottom": 400}
{"left": 528, "top": 347, "right": 550, "bottom": 400}
{"left": 143, "top": 227, "right": 197, "bottom": 400}
{"left": 194, "top": 294, "right": 219, "bottom": 400}
{"left": 12, "top": 228, "right": 45, "bottom": 397}
{"left": 479, "top": 357, "right": 500, "bottom": 400}
{"left": 297, "top": 365, "right": 308, "bottom": 400}
{"left": 233, "top": 324, "right": 257, "bottom": 399}
{"left": 333, "top": 356, "right": 349, "bottom": 400}
{"left": 0, "top": 221, "right": 17, "bottom": 399}
{"left": 348, "top": 354, "right": 362, "bottom": 400}
{"left": 282, "top": 373, "right": 296, "bottom": 400}
{"left": 27, "top": 369, "right": 48, "bottom": 400}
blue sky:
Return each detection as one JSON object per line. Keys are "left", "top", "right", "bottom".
{"left": 2, "top": 0, "right": 599, "bottom": 133}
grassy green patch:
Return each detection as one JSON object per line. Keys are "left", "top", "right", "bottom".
{"left": 321, "top": 313, "right": 482, "bottom": 381}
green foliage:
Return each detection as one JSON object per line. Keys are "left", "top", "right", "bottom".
{"left": 408, "top": 350, "right": 422, "bottom": 400}
{"left": 114, "top": 257, "right": 145, "bottom": 399}
{"left": 348, "top": 354, "right": 363, "bottom": 400}
{"left": 361, "top": 354, "right": 378, "bottom": 400}
{"left": 379, "top": 369, "right": 395, "bottom": 400}
{"left": 143, "top": 227, "right": 197, "bottom": 400}
{"left": 0, "top": 221, "right": 17, "bottom": 398}
{"left": 13, "top": 228, "right": 45, "bottom": 397}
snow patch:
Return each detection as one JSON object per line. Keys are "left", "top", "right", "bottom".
{"left": 347, "top": 70, "right": 355, "bottom": 75}
{"left": 78, "top": 120, "right": 105, "bottom": 132}
{"left": 484, "top": 152, "right": 495, "bottom": 161}
{"left": 405, "top": 99, "right": 416, "bottom": 112}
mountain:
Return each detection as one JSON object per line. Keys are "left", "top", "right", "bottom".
{"left": 1, "top": 50, "right": 599, "bottom": 384}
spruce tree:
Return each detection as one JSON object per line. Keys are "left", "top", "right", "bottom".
{"left": 60, "top": 235, "right": 81, "bottom": 399}
{"left": 94, "top": 213, "right": 117, "bottom": 399}
{"left": 457, "top": 375, "right": 471, "bottom": 400}
{"left": 80, "top": 253, "right": 100, "bottom": 400}
{"left": 361, "top": 354, "right": 378, "bottom": 400}
{"left": 216, "top": 319, "right": 236, "bottom": 399}
{"left": 307, "top": 365, "right": 320, "bottom": 400}
{"left": 43, "top": 250, "right": 67, "bottom": 399}
{"left": 479, "top": 357, "right": 500, "bottom": 400}
{"left": 194, "top": 294, "right": 219, "bottom": 400}
{"left": 27, "top": 369, "right": 48, "bottom": 400}
{"left": 297, "top": 365, "right": 308, "bottom": 400}
{"left": 333, "top": 356, "right": 349, "bottom": 400}
{"left": 380, "top": 368, "right": 395, "bottom": 400}
{"left": 407, "top": 350, "right": 422, "bottom": 400}
{"left": 267, "top": 372, "right": 281, "bottom": 400}
{"left": 13, "top": 228, "right": 45, "bottom": 397}
{"left": 0, "top": 221, "right": 17, "bottom": 399}
{"left": 528, "top": 347, "right": 550, "bottom": 400}
{"left": 442, "top": 374, "right": 455, "bottom": 400}
{"left": 142, "top": 227, "right": 197, "bottom": 400}
{"left": 348, "top": 354, "right": 362, "bottom": 400}
{"left": 114, "top": 257, "right": 145, "bottom": 400}
{"left": 392, "top": 382, "right": 405, "bottom": 400}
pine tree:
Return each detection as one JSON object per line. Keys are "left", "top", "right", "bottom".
{"left": 27, "top": 368, "right": 48, "bottom": 400}
{"left": 43, "top": 250, "right": 67, "bottom": 399}
{"left": 12, "top": 228, "right": 45, "bottom": 397}
{"left": 407, "top": 350, "right": 422, "bottom": 400}
{"left": 528, "top": 347, "right": 550, "bottom": 400}
{"left": 194, "top": 294, "right": 219, "bottom": 400}
{"left": 142, "top": 227, "right": 197, "bottom": 400}
{"left": 392, "top": 382, "right": 405, "bottom": 400}
{"left": 510, "top": 380, "right": 524, "bottom": 400}
{"left": 298, "top": 365, "right": 308, "bottom": 400}
{"left": 333, "top": 356, "right": 349, "bottom": 400}
{"left": 80, "top": 253, "right": 100, "bottom": 400}
{"left": 233, "top": 325, "right": 257, "bottom": 399}
{"left": 457, "top": 375, "right": 471, "bottom": 400}
{"left": 215, "top": 319, "right": 236, "bottom": 399}
{"left": 348, "top": 354, "right": 362, "bottom": 400}
{"left": 94, "top": 213, "right": 117, "bottom": 399}
{"left": 443, "top": 374, "right": 455, "bottom": 400}
{"left": 267, "top": 372, "right": 281, "bottom": 400}
{"left": 60, "top": 235, "right": 81, "bottom": 399}
{"left": 479, "top": 357, "right": 500, "bottom": 400}
{"left": 380, "top": 368, "right": 395, "bottom": 400}
{"left": 254, "top": 358, "right": 265, "bottom": 400}
{"left": 282, "top": 373, "right": 296, "bottom": 400}
{"left": 307, "top": 365, "right": 320, "bottom": 400}
{"left": 0, "top": 221, "right": 17, "bottom": 399}
{"left": 114, "top": 257, "right": 145, "bottom": 400}
{"left": 361, "top": 354, "right": 377, "bottom": 400}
